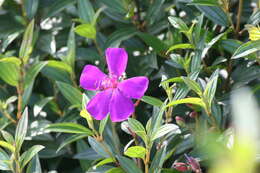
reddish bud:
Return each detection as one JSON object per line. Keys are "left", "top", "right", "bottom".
{"left": 185, "top": 154, "right": 202, "bottom": 173}
{"left": 175, "top": 116, "right": 185, "bottom": 126}
{"left": 172, "top": 162, "right": 190, "bottom": 172}
{"left": 189, "top": 111, "right": 198, "bottom": 118}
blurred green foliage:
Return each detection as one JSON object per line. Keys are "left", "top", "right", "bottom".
{"left": 0, "top": 0, "right": 259, "bottom": 172}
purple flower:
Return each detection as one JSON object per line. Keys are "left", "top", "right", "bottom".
{"left": 80, "top": 48, "right": 149, "bottom": 122}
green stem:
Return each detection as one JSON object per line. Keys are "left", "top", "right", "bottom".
{"left": 236, "top": 0, "right": 244, "bottom": 35}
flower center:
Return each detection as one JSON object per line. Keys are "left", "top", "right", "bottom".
{"left": 100, "top": 77, "right": 118, "bottom": 90}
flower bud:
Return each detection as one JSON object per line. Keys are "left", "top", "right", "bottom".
{"left": 172, "top": 162, "right": 190, "bottom": 172}
{"left": 175, "top": 116, "right": 185, "bottom": 127}
{"left": 189, "top": 111, "right": 198, "bottom": 118}
{"left": 185, "top": 154, "right": 202, "bottom": 173}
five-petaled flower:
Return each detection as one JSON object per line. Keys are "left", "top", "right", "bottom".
{"left": 80, "top": 48, "right": 149, "bottom": 122}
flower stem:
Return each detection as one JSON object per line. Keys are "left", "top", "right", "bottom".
{"left": 236, "top": 0, "right": 244, "bottom": 35}
{"left": 144, "top": 149, "right": 150, "bottom": 173}
{"left": 16, "top": 62, "right": 25, "bottom": 120}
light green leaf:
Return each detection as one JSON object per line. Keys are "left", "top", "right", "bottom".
{"left": 19, "top": 19, "right": 34, "bottom": 63}
{"left": 106, "top": 167, "right": 125, "bottom": 173}
{"left": 166, "top": 98, "right": 205, "bottom": 108}
{"left": 46, "top": 122, "right": 93, "bottom": 135}
{"left": 0, "top": 141, "right": 15, "bottom": 152}
{"left": 46, "top": 60, "right": 72, "bottom": 74}
{"left": 124, "top": 146, "right": 146, "bottom": 159}
{"left": 20, "top": 145, "right": 45, "bottom": 169}
{"left": 190, "top": 0, "right": 219, "bottom": 6}
{"left": 15, "top": 107, "right": 28, "bottom": 152}
{"left": 151, "top": 124, "right": 180, "bottom": 141}
{"left": 0, "top": 57, "right": 21, "bottom": 86}
{"left": 166, "top": 43, "right": 194, "bottom": 54}
{"left": 141, "top": 96, "right": 163, "bottom": 107}
{"left": 74, "top": 24, "right": 96, "bottom": 39}
{"left": 1, "top": 130, "right": 14, "bottom": 145}
{"left": 231, "top": 40, "right": 260, "bottom": 59}
{"left": 95, "top": 157, "right": 114, "bottom": 168}
{"left": 168, "top": 16, "right": 189, "bottom": 32}
{"left": 182, "top": 77, "right": 202, "bottom": 96}
{"left": 128, "top": 118, "right": 147, "bottom": 145}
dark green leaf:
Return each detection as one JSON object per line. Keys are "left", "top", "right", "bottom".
{"left": 25, "top": 0, "right": 39, "bottom": 19}
{"left": 56, "top": 82, "right": 82, "bottom": 108}
{"left": 117, "top": 156, "right": 142, "bottom": 173}
{"left": 20, "top": 145, "right": 45, "bottom": 169}
{"left": 26, "top": 154, "right": 42, "bottom": 173}
{"left": 77, "top": 0, "right": 95, "bottom": 23}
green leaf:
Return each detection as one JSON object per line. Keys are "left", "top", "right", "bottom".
{"left": 24, "top": 61, "right": 48, "bottom": 88}
{"left": 43, "top": 0, "right": 76, "bottom": 19}
{"left": 99, "top": 0, "right": 126, "bottom": 14}
{"left": 0, "top": 140, "right": 15, "bottom": 152}
{"left": 25, "top": 0, "right": 39, "bottom": 19}
{"left": 168, "top": 17, "right": 189, "bottom": 32}
{"left": 74, "top": 24, "right": 96, "bottom": 39}
{"left": 19, "top": 19, "right": 34, "bottom": 63}
{"left": 128, "top": 118, "right": 147, "bottom": 145}
{"left": 56, "top": 82, "right": 82, "bottom": 108}
{"left": 138, "top": 32, "right": 168, "bottom": 54}
{"left": 151, "top": 124, "right": 180, "bottom": 141}
{"left": 20, "top": 145, "right": 45, "bottom": 169}
{"left": 1, "top": 130, "right": 14, "bottom": 145}
{"left": 182, "top": 77, "right": 202, "bottom": 96}
{"left": 190, "top": 0, "right": 219, "bottom": 6}
{"left": 77, "top": 0, "right": 95, "bottom": 23}
{"left": 166, "top": 43, "right": 194, "bottom": 54}
{"left": 76, "top": 140, "right": 92, "bottom": 171}
{"left": 33, "top": 97, "right": 53, "bottom": 117}
{"left": 46, "top": 122, "right": 93, "bottom": 135}
{"left": 0, "top": 57, "right": 21, "bottom": 86}
{"left": 196, "top": 5, "right": 229, "bottom": 26}
{"left": 64, "top": 24, "right": 76, "bottom": 69}
{"left": 141, "top": 96, "right": 163, "bottom": 107}
{"left": 231, "top": 40, "right": 260, "bottom": 59}
{"left": 104, "top": 27, "right": 137, "bottom": 49}
{"left": 26, "top": 154, "right": 42, "bottom": 173}
{"left": 166, "top": 98, "right": 205, "bottom": 108}
{"left": 106, "top": 167, "right": 125, "bottom": 173}
{"left": 145, "top": 0, "right": 165, "bottom": 26}
{"left": 220, "top": 39, "right": 242, "bottom": 54}
{"left": 15, "top": 107, "right": 28, "bottom": 152}
{"left": 203, "top": 69, "right": 219, "bottom": 109}
{"left": 88, "top": 137, "right": 111, "bottom": 158}
{"left": 0, "top": 148, "right": 10, "bottom": 170}
{"left": 99, "top": 115, "right": 109, "bottom": 136}
{"left": 95, "top": 157, "right": 114, "bottom": 168}
{"left": 201, "top": 32, "right": 226, "bottom": 58}
{"left": 117, "top": 156, "right": 143, "bottom": 173}
{"left": 149, "top": 146, "right": 166, "bottom": 173}
{"left": 57, "top": 134, "right": 88, "bottom": 152}
{"left": 124, "top": 146, "right": 146, "bottom": 159}
{"left": 46, "top": 60, "right": 72, "bottom": 74}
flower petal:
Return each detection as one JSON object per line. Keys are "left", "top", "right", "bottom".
{"left": 86, "top": 89, "right": 112, "bottom": 120}
{"left": 118, "top": 77, "right": 149, "bottom": 99}
{"left": 80, "top": 65, "right": 107, "bottom": 90}
{"left": 109, "top": 89, "right": 134, "bottom": 122}
{"left": 105, "top": 48, "right": 128, "bottom": 77}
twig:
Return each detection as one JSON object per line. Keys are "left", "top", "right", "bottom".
{"left": 236, "top": 0, "right": 244, "bottom": 35}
